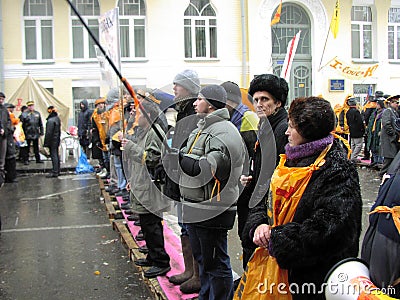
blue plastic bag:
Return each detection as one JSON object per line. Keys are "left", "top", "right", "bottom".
{"left": 75, "top": 148, "right": 94, "bottom": 174}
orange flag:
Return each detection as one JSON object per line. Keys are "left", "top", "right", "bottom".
{"left": 270, "top": 0, "right": 282, "bottom": 26}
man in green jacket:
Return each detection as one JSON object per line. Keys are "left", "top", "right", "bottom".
{"left": 121, "top": 101, "right": 171, "bottom": 278}
{"left": 178, "top": 84, "right": 245, "bottom": 299}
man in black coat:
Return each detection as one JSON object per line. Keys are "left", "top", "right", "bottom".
{"left": 19, "top": 100, "right": 44, "bottom": 165}
{"left": 77, "top": 99, "right": 92, "bottom": 159}
{"left": 346, "top": 97, "right": 365, "bottom": 162}
{"left": 0, "top": 92, "right": 12, "bottom": 187}
{"left": 43, "top": 106, "right": 61, "bottom": 177}
{"left": 238, "top": 74, "right": 289, "bottom": 269}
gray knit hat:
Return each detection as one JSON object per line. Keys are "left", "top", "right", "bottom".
{"left": 221, "top": 81, "right": 242, "bottom": 104}
{"left": 106, "top": 87, "right": 120, "bottom": 104}
{"left": 199, "top": 85, "right": 227, "bottom": 110}
{"left": 173, "top": 69, "right": 201, "bottom": 95}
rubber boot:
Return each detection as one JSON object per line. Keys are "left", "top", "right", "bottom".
{"left": 168, "top": 235, "right": 193, "bottom": 284}
{"left": 180, "top": 257, "right": 201, "bottom": 294}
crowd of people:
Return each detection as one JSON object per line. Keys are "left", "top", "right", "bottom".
{"left": 0, "top": 71, "right": 399, "bottom": 299}
{"left": 335, "top": 91, "right": 400, "bottom": 177}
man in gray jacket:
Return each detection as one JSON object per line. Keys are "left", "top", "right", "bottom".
{"left": 0, "top": 92, "right": 12, "bottom": 187}
{"left": 178, "top": 84, "right": 245, "bottom": 299}
{"left": 380, "top": 95, "right": 400, "bottom": 176}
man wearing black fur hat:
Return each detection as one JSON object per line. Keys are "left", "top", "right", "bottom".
{"left": 238, "top": 74, "right": 289, "bottom": 270}
{"left": 178, "top": 84, "right": 245, "bottom": 299}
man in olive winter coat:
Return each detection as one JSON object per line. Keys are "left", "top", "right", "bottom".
{"left": 178, "top": 85, "right": 246, "bottom": 299}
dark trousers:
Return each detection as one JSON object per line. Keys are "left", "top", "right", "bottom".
{"left": 0, "top": 137, "right": 6, "bottom": 176}
{"left": 187, "top": 224, "right": 233, "bottom": 300}
{"left": 20, "top": 138, "right": 40, "bottom": 162}
{"left": 139, "top": 213, "right": 170, "bottom": 268}
{"left": 362, "top": 134, "right": 370, "bottom": 159}
{"left": 49, "top": 145, "right": 60, "bottom": 175}
{"left": 5, "top": 158, "right": 17, "bottom": 182}
{"left": 380, "top": 157, "right": 394, "bottom": 177}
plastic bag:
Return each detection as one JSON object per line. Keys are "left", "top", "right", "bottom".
{"left": 14, "top": 123, "right": 26, "bottom": 147}
{"left": 75, "top": 149, "right": 94, "bottom": 174}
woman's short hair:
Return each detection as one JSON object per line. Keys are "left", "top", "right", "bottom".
{"left": 288, "top": 96, "right": 335, "bottom": 141}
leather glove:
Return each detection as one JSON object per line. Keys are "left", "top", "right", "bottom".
{"left": 153, "top": 163, "right": 166, "bottom": 184}
{"left": 162, "top": 147, "right": 182, "bottom": 183}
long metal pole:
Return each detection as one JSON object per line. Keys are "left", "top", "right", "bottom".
{"left": 65, "top": 0, "right": 168, "bottom": 148}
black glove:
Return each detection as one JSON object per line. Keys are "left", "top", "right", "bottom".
{"left": 180, "top": 156, "right": 213, "bottom": 184}
{"left": 162, "top": 148, "right": 182, "bottom": 183}
{"left": 153, "top": 163, "right": 166, "bottom": 184}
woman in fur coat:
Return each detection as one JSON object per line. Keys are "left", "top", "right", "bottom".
{"left": 244, "top": 97, "right": 362, "bottom": 300}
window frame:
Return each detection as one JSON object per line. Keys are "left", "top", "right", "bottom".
{"left": 351, "top": 6, "right": 373, "bottom": 62}
{"left": 70, "top": 0, "right": 100, "bottom": 62}
{"left": 118, "top": 0, "right": 147, "bottom": 61}
{"left": 184, "top": 2, "right": 218, "bottom": 60}
{"left": 23, "top": 0, "right": 54, "bottom": 63}
{"left": 388, "top": 7, "right": 400, "bottom": 62}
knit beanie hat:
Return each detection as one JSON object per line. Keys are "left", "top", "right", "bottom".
{"left": 173, "top": 69, "right": 201, "bottom": 96}
{"left": 375, "top": 91, "right": 384, "bottom": 98}
{"left": 288, "top": 97, "right": 335, "bottom": 142}
{"left": 376, "top": 99, "right": 385, "bottom": 109}
{"left": 0, "top": 92, "right": 5, "bottom": 98}
{"left": 106, "top": 87, "right": 119, "bottom": 104}
{"left": 220, "top": 81, "right": 242, "bottom": 104}
{"left": 199, "top": 85, "right": 227, "bottom": 110}
{"left": 248, "top": 74, "right": 289, "bottom": 106}
{"left": 347, "top": 97, "right": 357, "bottom": 106}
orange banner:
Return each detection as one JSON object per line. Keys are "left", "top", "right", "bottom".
{"left": 327, "top": 57, "right": 379, "bottom": 80}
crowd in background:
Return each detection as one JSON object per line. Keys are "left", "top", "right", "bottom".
{"left": 0, "top": 71, "right": 399, "bottom": 299}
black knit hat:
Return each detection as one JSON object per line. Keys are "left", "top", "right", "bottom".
{"left": 288, "top": 97, "right": 335, "bottom": 142}
{"left": 220, "top": 81, "right": 242, "bottom": 104}
{"left": 0, "top": 92, "right": 5, "bottom": 98}
{"left": 199, "top": 85, "right": 227, "bottom": 110}
{"left": 248, "top": 74, "right": 289, "bottom": 106}
{"left": 376, "top": 99, "right": 385, "bottom": 108}
{"left": 4, "top": 103, "right": 15, "bottom": 109}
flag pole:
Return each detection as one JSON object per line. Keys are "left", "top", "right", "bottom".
{"left": 318, "top": 28, "right": 330, "bottom": 72}
{"left": 65, "top": 0, "right": 168, "bottom": 149}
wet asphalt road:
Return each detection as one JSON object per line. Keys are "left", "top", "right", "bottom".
{"left": 0, "top": 163, "right": 382, "bottom": 300}
{"left": 0, "top": 171, "right": 152, "bottom": 300}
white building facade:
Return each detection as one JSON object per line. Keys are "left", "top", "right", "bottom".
{"left": 1, "top": 0, "right": 399, "bottom": 125}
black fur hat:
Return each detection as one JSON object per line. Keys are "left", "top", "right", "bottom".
{"left": 248, "top": 74, "right": 289, "bottom": 106}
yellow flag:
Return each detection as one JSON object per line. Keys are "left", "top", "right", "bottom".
{"left": 270, "top": 0, "right": 282, "bottom": 26}
{"left": 330, "top": 0, "right": 340, "bottom": 38}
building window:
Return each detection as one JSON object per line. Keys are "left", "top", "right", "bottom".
{"left": 70, "top": 0, "right": 100, "bottom": 60}
{"left": 118, "top": 0, "right": 146, "bottom": 59}
{"left": 184, "top": 0, "right": 217, "bottom": 59}
{"left": 72, "top": 86, "right": 99, "bottom": 124}
{"left": 23, "top": 0, "right": 54, "bottom": 61}
{"left": 351, "top": 6, "right": 373, "bottom": 60}
{"left": 388, "top": 7, "right": 400, "bottom": 61}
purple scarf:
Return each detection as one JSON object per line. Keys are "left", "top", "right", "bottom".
{"left": 284, "top": 135, "right": 334, "bottom": 161}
